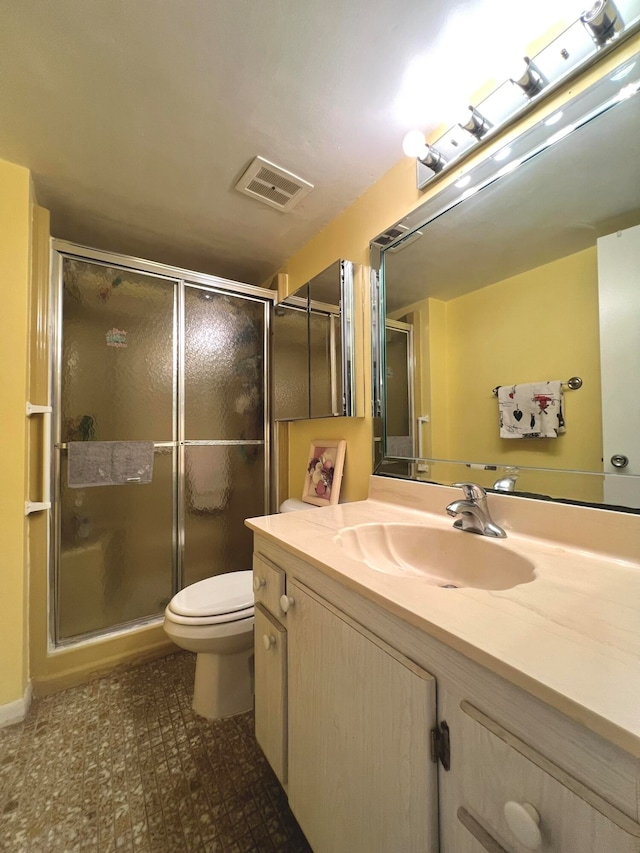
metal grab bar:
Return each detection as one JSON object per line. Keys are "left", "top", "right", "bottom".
{"left": 25, "top": 402, "right": 52, "bottom": 516}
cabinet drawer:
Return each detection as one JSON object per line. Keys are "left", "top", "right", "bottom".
{"left": 252, "top": 552, "right": 286, "bottom": 618}
{"left": 456, "top": 807, "right": 508, "bottom": 852}
{"left": 254, "top": 604, "right": 287, "bottom": 785}
{"left": 459, "top": 702, "right": 640, "bottom": 852}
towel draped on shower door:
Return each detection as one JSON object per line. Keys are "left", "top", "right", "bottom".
{"left": 67, "top": 441, "right": 155, "bottom": 487}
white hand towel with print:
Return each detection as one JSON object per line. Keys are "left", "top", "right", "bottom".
{"left": 498, "top": 381, "right": 565, "bottom": 439}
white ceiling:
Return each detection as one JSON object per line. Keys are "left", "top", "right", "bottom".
{"left": 0, "top": 0, "right": 583, "bottom": 285}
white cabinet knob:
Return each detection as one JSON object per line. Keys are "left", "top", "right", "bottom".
{"left": 253, "top": 576, "right": 266, "bottom": 592}
{"left": 262, "top": 633, "right": 275, "bottom": 650}
{"left": 280, "top": 594, "right": 295, "bottom": 613}
{"left": 504, "top": 801, "right": 542, "bottom": 850}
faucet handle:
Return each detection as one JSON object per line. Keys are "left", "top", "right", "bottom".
{"left": 451, "top": 482, "right": 487, "bottom": 501}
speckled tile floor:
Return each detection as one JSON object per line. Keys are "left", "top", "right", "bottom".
{"left": 0, "top": 653, "right": 311, "bottom": 853}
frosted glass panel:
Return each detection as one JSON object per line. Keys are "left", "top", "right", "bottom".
{"left": 273, "top": 303, "right": 309, "bottom": 420}
{"left": 184, "top": 288, "right": 265, "bottom": 440}
{"left": 61, "top": 259, "right": 176, "bottom": 441}
{"left": 183, "top": 445, "right": 265, "bottom": 586}
{"left": 58, "top": 448, "right": 174, "bottom": 639}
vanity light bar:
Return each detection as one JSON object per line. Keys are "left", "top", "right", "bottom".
{"left": 408, "top": 2, "right": 640, "bottom": 190}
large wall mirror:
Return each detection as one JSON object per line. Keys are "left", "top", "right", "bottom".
{"left": 371, "top": 48, "right": 640, "bottom": 511}
{"left": 273, "top": 260, "right": 356, "bottom": 420}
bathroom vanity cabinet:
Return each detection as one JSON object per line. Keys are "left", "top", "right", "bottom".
{"left": 251, "top": 533, "right": 640, "bottom": 853}
{"left": 252, "top": 554, "right": 288, "bottom": 784}
{"left": 286, "top": 578, "right": 438, "bottom": 852}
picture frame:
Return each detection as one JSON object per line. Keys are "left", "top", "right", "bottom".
{"left": 302, "top": 439, "right": 346, "bottom": 507}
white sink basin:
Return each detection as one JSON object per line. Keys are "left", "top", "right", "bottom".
{"left": 336, "top": 523, "right": 535, "bottom": 590}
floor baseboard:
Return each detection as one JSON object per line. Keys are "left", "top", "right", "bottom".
{"left": 0, "top": 681, "right": 32, "bottom": 728}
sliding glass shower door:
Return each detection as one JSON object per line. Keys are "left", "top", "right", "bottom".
{"left": 55, "top": 254, "right": 269, "bottom": 643}
{"left": 182, "top": 286, "right": 266, "bottom": 587}
{"left": 57, "top": 260, "right": 177, "bottom": 639}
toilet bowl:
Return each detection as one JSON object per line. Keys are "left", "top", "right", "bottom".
{"left": 163, "top": 570, "right": 254, "bottom": 720}
{"left": 163, "top": 501, "right": 316, "bottom": 720}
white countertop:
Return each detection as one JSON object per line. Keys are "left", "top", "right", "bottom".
{"left": 247, "top": 476, "right": 640, "bottom": 756}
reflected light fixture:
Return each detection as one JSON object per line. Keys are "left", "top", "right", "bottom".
{"left": 493, "top": 146, "right": 512, "bottom": 162}
{"left": 547, "top": 123, "right": 577, "bottom": 145}
{"left": 455, "top": 174, "right": 472, "bottom": 188}
{"left": 511, "top": 57, "right": 546, "bottom": 97}
{"left": 544, "top": 111, "right": 564, "bottom": 126}
{"left": 495, "top": 158, "right": 523, "bottom": 178}
{"left": 460, "top": 185, "right": 480, "bottom": 201}
{"left": 581, "top": 0, "right": 624, "bottom": 45}
{"left": 459, "top": 106, "right": 493, "bottom": 139}
{"left": 611, "top": 60, "right": 636, "bottom": 81}
{"left": 617, "top": 78, "right": 640, "bottom": 100}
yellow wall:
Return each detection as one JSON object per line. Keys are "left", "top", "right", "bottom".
{"left": 444, "top": 247, "right": 602, "bottom": 473}
{"left": 0, "top": 158, "right": 31, "bottom": 706}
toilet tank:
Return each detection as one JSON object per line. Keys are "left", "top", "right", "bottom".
{"left": 279, "top": 498, "right": 316, "bottom": 513}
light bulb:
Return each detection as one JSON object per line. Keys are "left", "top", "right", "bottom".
{"left": 402, "top": 129, "right": 428, "bottom": 159}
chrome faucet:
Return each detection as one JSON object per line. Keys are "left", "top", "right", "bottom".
{"left": 446, "top": 482, "right": 507, "bottom": 538}
{"left": 493, "top": 467, "right": 519, "bottom": 493}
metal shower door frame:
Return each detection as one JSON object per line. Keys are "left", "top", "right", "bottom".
{"left": 49, "top": 240, "right": 274, "bottom": 649}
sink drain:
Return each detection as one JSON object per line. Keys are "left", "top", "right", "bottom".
{"left": 440, "top": 583, "right": 459, "bottom": 589}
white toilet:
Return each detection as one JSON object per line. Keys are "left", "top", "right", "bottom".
{"left": 163, "top": 499, "right": 314, "bottom": 720}
{"left": 163, "top": 570, "right": 255, "bottom": 720}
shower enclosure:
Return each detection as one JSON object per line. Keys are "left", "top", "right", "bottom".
{"left": 51, "top": 243, "right": 272, "bottom": 644}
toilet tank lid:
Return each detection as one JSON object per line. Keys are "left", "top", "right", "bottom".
{"left": 280, "top": 498, "right": 314, "bottom": 512}
{"left": 169, "top": 570, "right": 253, "bottom": 618}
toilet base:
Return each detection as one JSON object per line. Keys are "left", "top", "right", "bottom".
{"left": 192, "top": 646, "right": 254, "bottom": 720}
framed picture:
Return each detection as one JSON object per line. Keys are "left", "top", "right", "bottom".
{"left": 302, "top": 440, "right": 346, "bottom": 507}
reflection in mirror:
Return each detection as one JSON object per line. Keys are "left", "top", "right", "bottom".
{"left": 273, "top": 285, "right": 309, "bottom": 420}
{"left": 309, "top": 261, "right": 343, "bottom": 418}
{"left": 372, "top": 49, "right": 640, "bottom": 511}
{"left": 273, "top": 260, "right": 356, "bottom": 420}
{"left": 385, "top": 321, "right": 414, "bottom": 457}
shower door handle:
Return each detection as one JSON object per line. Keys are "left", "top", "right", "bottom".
{"left": 25, "top": 402, "right": 52, "bottom": 515}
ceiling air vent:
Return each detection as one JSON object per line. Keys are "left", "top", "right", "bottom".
{"left": 371, "top": 225, "right": 410, "bottom": 249}
{"left": 234, "top": 156, "right": 313, "bottom": 212}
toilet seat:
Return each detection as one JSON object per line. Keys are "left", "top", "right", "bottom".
{"left": 168, "top": 570, "right": 253, "bottom": 620}
{"left": 164, "top": 606, "right": 254, "bottom": 626}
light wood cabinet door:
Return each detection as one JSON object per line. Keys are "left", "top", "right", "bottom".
{"left": 287, "top": 579, "right": 439, "bottom": 853}
{"left": 254, "top": 603, "right": 287, "bottom": 784}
